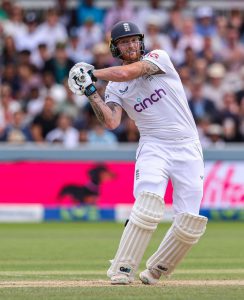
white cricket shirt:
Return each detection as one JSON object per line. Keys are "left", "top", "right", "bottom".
{"left": 105, "top": 50, "right": 199, "bottom": 141}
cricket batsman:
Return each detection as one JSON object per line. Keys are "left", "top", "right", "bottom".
{"left": 68, "top": 21, "right": 208, "bottom": 285}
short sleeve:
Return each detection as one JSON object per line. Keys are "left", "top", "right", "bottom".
{"left": 105, "top": 83, "right": 123, "bottom": 107}
{"left": 143, "top": 50, "right": 174, "bottom": 74}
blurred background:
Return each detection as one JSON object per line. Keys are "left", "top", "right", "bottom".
{"left": 0, "top": 0, "right": 243, "bottom": 223}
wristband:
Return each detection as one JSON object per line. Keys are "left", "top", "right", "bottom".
{"left": 84, "top": 83, "right": 97, "bottom": 97}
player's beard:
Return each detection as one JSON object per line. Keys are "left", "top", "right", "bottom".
{"left": 121, "top": 48, "right": 141, "bottom": 64}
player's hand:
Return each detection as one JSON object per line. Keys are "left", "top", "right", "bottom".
{"left": 71, "top": 62, "right": 94, "bottom": 73}
{"left": 68, "top": 66, "right": 91, "bottom": 94}
{"left": 68, "top": 66, "right": 97, "bottom": 96}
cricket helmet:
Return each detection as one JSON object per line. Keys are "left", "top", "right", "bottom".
{"left": 110, "top": 21, "right": 145, "bottom": 58}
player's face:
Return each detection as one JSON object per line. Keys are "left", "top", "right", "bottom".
{"left": 116, "top": 36, "right": 141, "bottom": 62}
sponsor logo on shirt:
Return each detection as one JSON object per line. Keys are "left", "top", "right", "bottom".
{"left": 134, "top": 88, "right": 166, "bottom": 112}
{"left": 119, "top": 86, "right": 128, "bottom": 94}
{"left": 146, "top": 52, "right": 159, "bottom": 59}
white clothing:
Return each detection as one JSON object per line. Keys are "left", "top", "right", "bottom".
{"left": 46, "top": 127, "right": 79, "bottom": 148}
{"left": 105, "top": 49, "right": 203, "bottom": 214}
{"left": 105, "top": 49, "right": 206, "bottom": 283}
{"left": 177, "top": 34, "right": 204, "bottom": 53}
{"left": 35, "top": 22, "right": 68, "bottom": 54}
{"left": 14, "top": 30, "right": 40, "bottom": 52}
{"left": 105, "top": 49, "right": 199, "bottom": 141}
{"left": 134, "top": 139, "right": 204, "bottom": 215}
{"left": 27, "top": 97, "right": 44, "bottom": 118}
{"left": 135, "top": 8, "right": 169, "bottom": 33}
{"left": 2, "top": 20, "right": 27, "bottom": 38}
{"left": 77, "top": 24, "right": 103, "bottom": 51}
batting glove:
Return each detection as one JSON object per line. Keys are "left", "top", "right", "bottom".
{"left": 71, "top": 62, "right": 97, "bottom": 82}
{"left": 68, "top": 66, "right": 97, "bottom": 97}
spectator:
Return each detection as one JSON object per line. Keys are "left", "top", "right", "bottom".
{"left": 35, "top": 8, "right": 68, "bottom": 54}
{"left": 165, "top": 30, "right": 184, "bottom": 66}
{"left": 206, "top": 123, "right": 225, "bottom": 147}
{"left": 17, "top": 63, "right": 41, "bottom": 102}
{"left": 66, "top": 27, "right": 90, "bottom": 63}
{"left": 31, "top": 43, "right": 51, "bottom": 70}
{"left": 203, "top": 63, "right": 227, "bottom": 110}
{"left": 229, "top": 9, "right": 244, "bottom": 40}
{"left": 188, "top": 78, "right": 218, "bottom": 122}
{"left": 0, "top": 109, "right": 32, "bottom": 143}
{"left": 195, "top": 117, "right": 212, "bottom": 148}
{"left": 212, "top": 15, "right": 227, "bottom": 53}
{"left": 92, "top": 42, "right": 112, "bottom": 69}
{"left": 31, "top": 95, "right": 58, "bottom": 142}
{"left": 221, "top": 24, "right": 244, "bottom": 71}
{"left": 135, "top": 0, "right": 169, "bottom": 34}
{"left": 55, "top": 0, "right": 76, "bottom": 29}
{"left": 26, "top": 87, "right": 44, "bottom": 119}
{"left": 193, "top": 58, "right": 208, "bottom": 82}
{"left": 143, "top": 16, "right": 171, "bottom": 53}
{"left": 57, "top": 78, "right": 86, "bottom": 119}
{"left": 198, "top": 36, "right": 221, "bottom": 64}
{"left": 0, "top": 0, "right": 12, "bottom": 21}
{"left": 177, "top": 65, "right": 192, "bottom": 99}
{"left": 14, "top": 11, "right": 40, "bottom": 52}
{"left": 2, "top": 3, "right": 26, "bottom": 38}
{"left": 0, "top": 84, "right": 21, "bottom": 134}
{"left": 181, "top": 46, "right": 198, "bottom": 72}
{"left": 87, "top": 120, "right": 118, "bottom": 145}
{"left": 218, "top": 92, "right": 241, "bottom": 142}
{"left": 195, "top": 6, "right": 216, "bottom": 37}
{"left": 177, "top": 16, "right": 204, "bottom": 53}
{"left": 76, "top": 0, "right": 104, "bottom": 26}
{"left": 1, "top": 35, "right": 17, "bottom": 65}
{"left": 1, "top": 63, "right": 20, "bottom": 98}
{"left": 39, "top": 71, "right": 66, "bottom": 104}
{"left": 46, "top": 112, "right": 79, "bottom": 148}
{"left": 43, "top": 42, "right": 74, "bottom": 84}
{"left": 77, "top": 17, "right": 103, "bottom": 63}
{"left": 104, "top": 0, "right": 134, "bottom": 33}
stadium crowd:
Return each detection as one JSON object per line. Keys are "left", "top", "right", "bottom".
{"left": 0, "top": 0, "right": 244, "bottom": 148}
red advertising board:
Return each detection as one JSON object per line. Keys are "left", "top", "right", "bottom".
{"left": 0, "top": 161, "right": 243, "bottom": 208}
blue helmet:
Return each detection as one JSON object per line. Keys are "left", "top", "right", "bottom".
{"left": 110, "top": 21, "right": 145, "bottom": 58}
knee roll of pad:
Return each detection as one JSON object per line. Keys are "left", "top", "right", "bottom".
{"left": 130, "top": 191, "right": 164, "bottom": 231}
{"left": 173, "top": 212, "right": 208, "bottom": 244}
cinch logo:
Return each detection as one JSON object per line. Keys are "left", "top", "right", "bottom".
{"left": 134, "top": 89, "right": 166, "bottom": 112}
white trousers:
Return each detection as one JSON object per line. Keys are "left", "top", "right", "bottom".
{"left": 133, "top": 139, "right": 204, "bottom": 215}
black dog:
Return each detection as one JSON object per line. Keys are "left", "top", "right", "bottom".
{"left": 58, "top": 164, "right": 115, "bottom": 205}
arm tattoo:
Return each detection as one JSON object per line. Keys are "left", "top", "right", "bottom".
{"left": 107, "top": 102, "right": 121, "bottom": 114}
{"left": 142, "top": 61, "right": 164, "bottom": 76}
{"left": 88, "top": 92, "right": 121, "bottom": 125}
{"left": 89, "top": 93, "right": 106, "bottom": 123}
{"left": 90, "top": 100, "right": 106, "bottom": 123}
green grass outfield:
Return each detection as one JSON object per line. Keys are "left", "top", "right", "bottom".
{"left": 0, "top": 221, "right": 243, "bottom": 300}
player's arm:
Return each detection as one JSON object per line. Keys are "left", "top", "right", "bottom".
{"left": 88, "top": 91, "right": 122, "bottom": 129}
{"left": 68, "top": 63, "right": 123, "bottom": 130}
{"left": 93, "top": 60, "right": 164, "bottom": 82}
